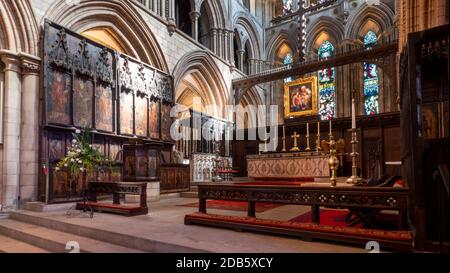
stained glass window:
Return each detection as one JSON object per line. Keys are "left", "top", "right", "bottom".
{"left": 284, "top": 53, "right": 293, "bottom": 83}
{"left": 363, "top": 31, "right": 379, "bottom": 115}
{"left": 318, "top": 41, "right": 336, "bottom": 120}
{"left": 282, "top": 0, "right": 293, "bottom": 15}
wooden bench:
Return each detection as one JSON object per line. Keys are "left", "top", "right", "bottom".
{"left": 185, "top": 182, "right": 412, "bottom": 250}
{"left": 76, "top": 182, "right": 148, "bottom": 217}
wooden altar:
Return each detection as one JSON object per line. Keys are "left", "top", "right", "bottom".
{"left": 247, "top": 153, "right": 330, "bottom": 179}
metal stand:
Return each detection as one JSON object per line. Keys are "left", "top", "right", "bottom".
{"left": 66, "top": 174, "right": 94, "bottom": 219}
{"left": 346, "top": 128, "right": 364, "bottom": 184}
{"left": 327, "top": 134, "right": 340, "bottom": 187}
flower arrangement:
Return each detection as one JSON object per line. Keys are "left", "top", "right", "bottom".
{"left": 56, "top": 129, "right": 116, "bottom": 180}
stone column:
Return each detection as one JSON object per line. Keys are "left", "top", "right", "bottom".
{"left": 160, "top": 0, "right": 166, "bottom": 17}
{"left": 19, "top": 54, "right": 40, "bottom": 204}
{"left": 190, "top": 11, "right": 201, "bottom": 41}
{"left": 223, "top": 31, "right": 229, "bottom": 61}
{"left": 236, "top": 50, "right": 245, "bottom": 72}
{"left": 211, "top": 29, "right": 218, "bottom": 54}
{"left": 167, "top": 0, "right": 175, "bottom": 19}
{"left": 228, "top": 30, "right": 235, "bottom": 65}
{"left": 1, "top": 51, "right": 22, "bottom": 209}
{"left": 152, "top": 0, "right": 158, "bottom": 13}
{"left": 218, "top": 29, "right": 225, "bottom": 58}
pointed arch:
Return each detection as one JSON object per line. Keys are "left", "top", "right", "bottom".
{"left": 43, "top": 0, "right": 168, "bottom": 71}
{"left": 233, "top": 12, "right": 263, "bottom": 60}
{"left": 173, "top": 50, "right": 229, "bottom": 119}
{"left": 266, "top": 30, "right": 296, "bottom": 62}
{"left": 305, "top": 16, "right": 344, "bottom": 55}
{"left": 0, "top": 0, "right": 39, "bottom": 55}
{"left": 345, "top": 2, "right": 396, "bottom": 42}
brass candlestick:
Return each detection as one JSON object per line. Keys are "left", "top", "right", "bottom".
{"left": 316, "top": 122, "right": 322, "bottom": 153}
{"left": 282, "top": 136, "right": 287, "bottom": 152}
{"left": 305, "top": 123, "right": 311, "bottom": 151}
{"left": 305, "top": 135, "right": 311, "bottom": 151}
{"left": 347, "top": 128, "right": 364, "bottom": 184}
{"left": 327, "top": 134, "right": 340, "bottom": 187}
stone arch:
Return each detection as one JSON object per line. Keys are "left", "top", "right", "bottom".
{"left": 198, "top": 0, "right": 226, "bottom": 29}
{"left": 305, "top": 16, "right": 344, "bottom": 56}
{"left": 239, "top": 87, "right": 262, "bottom": 129}
{"left": 345, "top": 2, "right": 396, "bottom": 43}
{"left": 43, "top": 0, "right": 168, "bottom": 71}
{"left": 0, "top": 0, "right": 39, "bottom": 55}
{"left": 233, "top": 12, "right": 262, "bottom": 60}
{"left": 173, "top": 50, "right": 228, "bottom": 119}
{"left": 267, "top": 31, "right": 296, "bottom": 62}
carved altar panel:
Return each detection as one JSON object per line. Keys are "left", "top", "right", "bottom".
{"left": 73, "top": 77, "right": 93, "bottom": 128}
{"left": 135, "top": 95, "right": 149, "bottom": 137}
{"left": 247, "top": 154, "right": 330, "bottom": 179}
{"left": 123, "top": 145, "right": 160, "bottom": 182}
{"left": 119, "top": 90, "right": 134, "bottom": 135}
{"left": 161, "top": 102, "right": 172, "bottom": 141}
{"left": 160, "top": 164, "right": 190, "bottom": 193}
{"left": 41, "top": 21, "right": 175, "bottom": 204}
{"left": 46, "top": 70, "right": 72, "bottom": 125}
{"left": 149, "top": 99, "right": 161, "bottom": 139}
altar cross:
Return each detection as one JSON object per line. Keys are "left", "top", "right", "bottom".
{"left": 291, "top": 131, "right": 301, "bottom": 152}
{"left": 292, "top": 0, "right": 337, "bottom": 62}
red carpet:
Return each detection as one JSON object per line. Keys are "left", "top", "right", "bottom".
{"left": 235, "top": 182, "right": 308, "bottom": 186}
{"left": 290, "top": 209, "right": 399, "bottom": 230}
{"left": 180, "top": 200, "right": 284, "bottom": 213}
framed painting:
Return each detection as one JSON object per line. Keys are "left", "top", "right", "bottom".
{"left": 120, "top": 91, "right": 134, "bottom": 135}
{"left": 149, "top": 99, "right": 161, "bottom": 139}
{"left": 135, "top": 96, "right": 149, "bottom": 137}
{"left": 73, "top": 77, "right": 93, "bottom": 128}
{"left": 47, "top": 70, "right": 72, "bottom": 125}
{"left": 95, "top": 84, "right": 114, "bottom": 133}
{"left": 284, "top": 76, "right": 318, "bottom": 118}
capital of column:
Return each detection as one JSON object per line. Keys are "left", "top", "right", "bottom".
{"left": 20, "top": 54, "right": 41, "bottom": 75}
{"left": 236, "top": 49, "right": 245, "bottom": 55}
{"left": 0, "top": 50, "right": 21, "bottom": 73}
{"left": 189, "top": 11, "right": 201, "bottom": 21}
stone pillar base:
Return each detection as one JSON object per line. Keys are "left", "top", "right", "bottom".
{"left": 125, "top": 181, "right": 160, "bottom": 203}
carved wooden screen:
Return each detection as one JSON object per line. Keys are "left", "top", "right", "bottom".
{"left": 41, "top": 21, "right": 175, "bottom": 204}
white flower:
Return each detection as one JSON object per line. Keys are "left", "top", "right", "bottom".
{"left": 76, "top": 149, "right": 81, "bottom": 153}
{"left": 80, "top": 167, "right": 84, "bottom": 172}
{"left": 89, "top": 145, "right": 93, "bottom": 148}
{"left": 75, "top": 129, "right": 81, "bottom": 134}
{"left": 72, "top": 139, "right": 77, "bottom": 144}
{"left": 71, "top": 159, "right": 75, "bottom": 163}
{"left": 55, "top": 167, "right": 60, "bottom": 171}
{"left": 64, "top": 164, "right": 68, "bottom": 167}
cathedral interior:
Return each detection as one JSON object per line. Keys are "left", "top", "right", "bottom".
{"left": 0, "top": 0, "right": 448, "bottom": 255}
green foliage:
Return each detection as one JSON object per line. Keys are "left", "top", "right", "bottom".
{"left": 55, "top": 128, "right": 117, "bottom": 177}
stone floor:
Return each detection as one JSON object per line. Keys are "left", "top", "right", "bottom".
{"left": 0, "top": 197, "right": 369, "bottom": 253}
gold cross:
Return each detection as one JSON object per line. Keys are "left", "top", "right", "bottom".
{"left": 291, "top": 132, "right": 301, "bottom": 152}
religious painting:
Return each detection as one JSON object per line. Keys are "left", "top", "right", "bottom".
{"left": 95, "top": 84, "right": 114, "bottom": 132}
{"left": 161, "top": 103, "right": 173, "bottom": 141}
{"left": 284, "top": 76, "right": 318, "bottom": 118}
{"left": 149, "top": 99, "right": 161, "bottom": 139}
{"left": 48, "top": 132, "right": 66, "bottom": 161}
{"left": 422, "top": 103, "right": 439, "bottom": 139}
{"left": 73, "top": 77, "right": 93, "bottom": 128}
{"left": 120, "top": 92, "right": 134, "bottom": 135}
{"left": 135, "top": 96, "right": 149, "bottom": 137}
{"left": 47, "top": 70, "right": 71, "bottom": 125}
